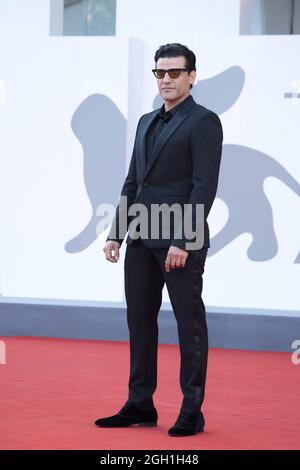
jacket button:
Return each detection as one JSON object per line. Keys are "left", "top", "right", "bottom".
{"left": 143, "top": 182, "right": 149, "bottom": 187}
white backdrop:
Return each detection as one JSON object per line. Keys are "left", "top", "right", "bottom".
{"left": 0, "top": 37, "right": 141, "bottom": 302}
{"left": 0, "top": 35, "right": 299, "bottom": 312}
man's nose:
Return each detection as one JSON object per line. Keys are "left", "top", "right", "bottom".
{"left": 161, "top": 72, "right": 172, "bottom": 82}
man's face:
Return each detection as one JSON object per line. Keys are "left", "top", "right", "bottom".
{"left": 155, "top": 56, "right": 196, "bottom": 103}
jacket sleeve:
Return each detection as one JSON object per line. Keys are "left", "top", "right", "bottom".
{"left": 106, "top": 115, "right": 144, "bottom": 245}
{"left": 171, "top": 110, "right": 223, "bottom": 250}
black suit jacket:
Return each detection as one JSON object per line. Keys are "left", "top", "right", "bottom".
{"left": 107, "top": 95, "right": 223, "bottom": 250}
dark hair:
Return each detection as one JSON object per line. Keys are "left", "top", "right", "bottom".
{"left": 154, "top": 43, "right": 196, "bottom": 89}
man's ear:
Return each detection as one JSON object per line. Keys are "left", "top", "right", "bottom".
{"left": 189, "top": 70, "right": 196, "bottom": 87}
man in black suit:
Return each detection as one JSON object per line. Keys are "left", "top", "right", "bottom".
{"left": 95, "top": 43, "right": 223, "bottom": 436}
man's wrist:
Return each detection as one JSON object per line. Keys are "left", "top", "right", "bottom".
{"left": 170, "top": 239, "right": 186, "bottom": 250}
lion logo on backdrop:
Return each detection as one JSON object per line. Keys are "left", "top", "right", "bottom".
{"left": 65, "top": 66, "right": 300, "bottom": 263}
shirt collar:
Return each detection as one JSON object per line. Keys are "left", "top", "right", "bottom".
{"left": 158, "top": 94, "right": 193, "bottom": 120}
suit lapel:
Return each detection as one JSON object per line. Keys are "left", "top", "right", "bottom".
{"left": 144, "top": 114, "right": 188, "bottom": 178}
{"left": 137, "top": 97, "right": 195, "bottom": 180}
{"left": 137, "top": 112, "right": 157, "bottom": 176}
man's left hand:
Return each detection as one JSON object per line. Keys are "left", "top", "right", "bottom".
{"left": 165, "top": 246, "right": 189, "bottom": 272}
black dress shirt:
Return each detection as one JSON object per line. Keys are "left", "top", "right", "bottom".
{"left": 145, "top": 95, "right": 192, "bottom": 167}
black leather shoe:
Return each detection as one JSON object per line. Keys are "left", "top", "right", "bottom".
{"left": 94, "top": 401, "right": 158, "bottom": 428}
{"left": 168, "top": 410, "right": 205, "bottom": 436}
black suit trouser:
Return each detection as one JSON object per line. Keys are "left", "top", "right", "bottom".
{"left": 124, "top": 238, "right": 208, "bottom": 413}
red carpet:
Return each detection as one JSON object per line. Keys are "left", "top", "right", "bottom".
{"left": 0, "top": 337, "right": 298, "bottom": 450}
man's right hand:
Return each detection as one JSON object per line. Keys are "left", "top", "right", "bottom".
{"left": 103, "top": 241, "right": 120, "bottom": 263}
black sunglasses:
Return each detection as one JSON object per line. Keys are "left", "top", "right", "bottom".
{"left": 152, "top": 68, "right": 190, "bottom": 79}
